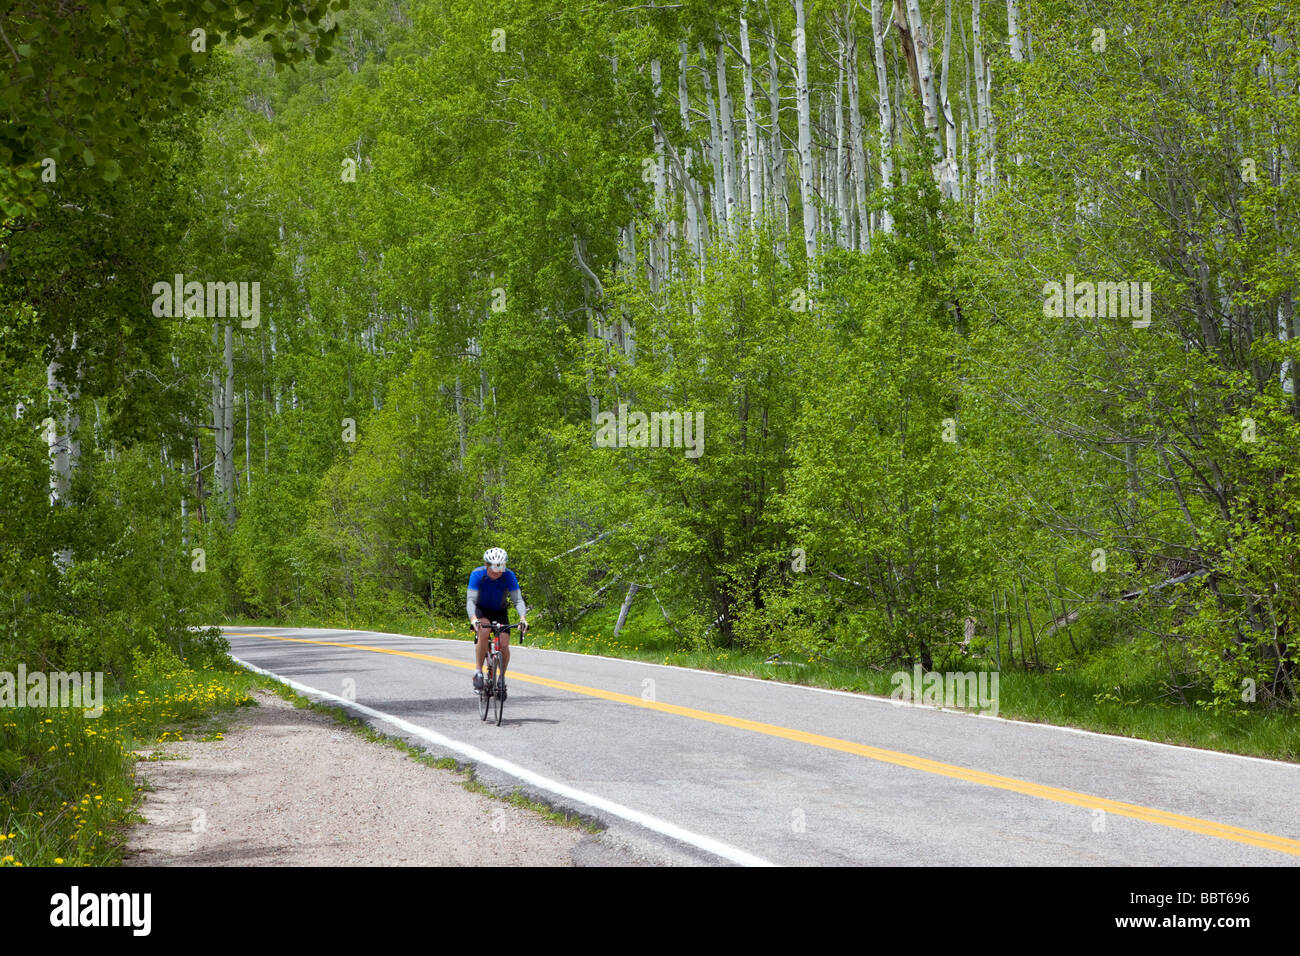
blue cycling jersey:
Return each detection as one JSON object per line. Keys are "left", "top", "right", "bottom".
{"left": 467, "top": 566, "right": 519, "bottom": 611}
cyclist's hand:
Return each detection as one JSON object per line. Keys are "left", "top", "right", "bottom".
{"left": 519, "top": 620, "right": 528, "bottom": 634}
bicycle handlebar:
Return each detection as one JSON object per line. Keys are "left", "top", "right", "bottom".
{"left": 472, "top": 619, "right": 527, "bottom": 645}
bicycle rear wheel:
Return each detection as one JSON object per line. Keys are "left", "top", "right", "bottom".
{"left": 478, "top": 662, "right": 491, "bottom": 721}
{"left": 493, "top": 671, "right": 504, "bottom": 725}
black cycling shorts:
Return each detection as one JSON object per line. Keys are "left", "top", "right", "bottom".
{"left": 475, "top": 605, "right": 510, "bottom": 627}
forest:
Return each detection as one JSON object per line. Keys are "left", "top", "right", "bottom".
{"left": 3, "top": 0, "right": 1298, "bottom": 719}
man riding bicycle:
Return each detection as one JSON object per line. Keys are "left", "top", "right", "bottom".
{"left": 467, "top": 547, "right": 528, "bottom": 696}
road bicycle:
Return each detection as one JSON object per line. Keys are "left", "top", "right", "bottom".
{"left": 474, "top": 620, "right": 524, "bottom": 726}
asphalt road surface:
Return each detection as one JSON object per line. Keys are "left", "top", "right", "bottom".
{"left": 222, "top": 626, "right": 1300, "bottom": 866}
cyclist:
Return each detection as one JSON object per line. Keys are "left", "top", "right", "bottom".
{"left": 467, "top": 547, "right": 528, "bottom": 696}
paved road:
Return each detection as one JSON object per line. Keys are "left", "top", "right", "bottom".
{"left": 223, "top": 626, "right": 1300, "bottom": 866}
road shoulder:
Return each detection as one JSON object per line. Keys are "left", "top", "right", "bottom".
{"left": 123, "top": 687, "right": 646, "bottom": 866}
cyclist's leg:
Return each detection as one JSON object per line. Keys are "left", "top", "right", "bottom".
{"left": 481, "top": 607, "right": 510, "bottom": 673}
{"left": 473, "top": 612, "right": 492, "bottom": 681}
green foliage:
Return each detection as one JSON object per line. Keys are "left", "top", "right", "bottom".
{"left": 1, "top": 0, "right": 350, "bottom": 218}
{"left": 298, "top": 343, "right": 477, "bottom": 617}
{"left": 5, "top": 0, "right": 1297, "bottom": 757}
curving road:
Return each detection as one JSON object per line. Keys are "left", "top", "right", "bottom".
{"left": 222, "top": 626, "right": 1300, "bottom": 867}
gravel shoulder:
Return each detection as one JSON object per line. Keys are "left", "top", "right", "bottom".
{"left": 123, "top": 687, "right": 647, "bottom": 866}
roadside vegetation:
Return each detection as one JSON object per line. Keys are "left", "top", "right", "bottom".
{"left": 0, "top": 639, "right": 258, "bottom": 867}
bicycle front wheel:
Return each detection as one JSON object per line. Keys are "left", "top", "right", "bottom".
{"left": 493, "top": 672, "right": 504, "bottom": 725}
{"left": 478, "top": 665, "right": 491, "bottom": 721}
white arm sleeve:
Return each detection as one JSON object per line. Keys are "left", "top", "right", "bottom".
{"left": 509, "top": 588, "right": 526, "bottom": 620}
{"left": 466, "top": 588, "right": 479, "bottom": 624}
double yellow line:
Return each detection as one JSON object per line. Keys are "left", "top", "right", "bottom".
{"left": 230, "top": 631, "right": 1300, "bottom": 858}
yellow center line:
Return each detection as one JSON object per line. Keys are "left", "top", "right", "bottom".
{"left": 229, "top": 631, "right": 1300, "bottom": 857}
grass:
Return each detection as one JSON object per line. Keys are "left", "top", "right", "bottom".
{"left": 224, "top": 600, "right": 1300, "bottom": 763}
{"left": 0, "top": 656, "right": 261, "bottom": 867}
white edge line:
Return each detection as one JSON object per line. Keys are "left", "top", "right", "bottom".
{"left": 229, "top": 654, "right": 775, "bottom": 868}
{"left": 219, "top": 627, "right": 1300, "bottom": 771}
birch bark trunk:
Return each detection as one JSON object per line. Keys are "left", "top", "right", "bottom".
{"left": 940, "top": 0, "right": 961, "bottom": 200}
{"left": 870, "top": 0, "right": 895, "bottom": 234}
{"left": 47, "top": 340, "right": 80, "bottom": 572}
{"left": 845, "top": 9, "right": 871, "bottom": 250}
{"left": 794, "top": 0, "right": 818, "bottom": 264}
{"left": 615, "top": 583, "right": 640, "bottom": 636}
{"left": 835, "top": 51, "right": 850, "bottom": 248}
{"left": 678, "top": 41, "right": 704, "bottom": 265}
{"left": 972, "top": 0, "right": 988, "bottom": 218}
{"left": 651, "top": 57, "right": 667, "bottom": 292}
{"left": 244, "top": 385, "right": 251, "bottom": 492}
{"left": 716, "top": 38, "right": 741, "bottom": 236}
{"left": 739, "top": 10, "right": 764, "bottom": 227}
{"left": 1007, "top": 0, "right": 1023, "bottom": 63}
{"left": 766, "top": 6, "right": 789, "bottom": 241}
{"left": 701, "top": 42, "right": 727, "bottom": 242}
{"left": 1007, "top": 0, "right": 1023, "bottom": 167}
{"left": 904, "top": 0, "right": 952, "bottom": 197}
{"left": 221, "top": 322, "right": 236, "bottom": 526}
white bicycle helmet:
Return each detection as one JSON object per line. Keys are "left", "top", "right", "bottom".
{"left": 483, "top": 547, "right": 508, "bottom": 569}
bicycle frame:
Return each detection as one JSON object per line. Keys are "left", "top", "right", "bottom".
{"left": 474, "top": 620, "right": 522, "bottom": 725}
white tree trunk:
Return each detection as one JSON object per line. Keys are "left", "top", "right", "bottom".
{"left": 221, "top": 323, "right": 236, "bottom": 524}
{"left": 766, "top": 6, "right": 789, "bottom": 241}
{"left": 651, "top": 57, "right": 667, "bottom": 292}
{"left": 1007, "top": 0, "right": 1023, "bottom": 63}
{"left": 794, "top": 0, "right": 818, "bottom": 264}
{"left": 904, "top": 0, "right": 953, "bottom": 197}
{"left": 614, "top": 582, "right": 639, "bottom": 636}
{"left": 739, "top": 10, "right": 764, "bottom": 227}
{"left": 870, "top": 0, "right": 895, "bottom": 234}
{"left": 701, "top": 42, "right": 727, "bottom": 242}
{"left": 941, "top": 0, "right": 961, "bottom": 200}
{"left": 210, "top": 325, "right": 224, "bottom": 509}
{"left": 959, "top": 3, "right": 976, "bottom": 207}
{"left": 835, "top": 51, "right": 850, "bottom": 248}
{"left": 1006, "top": 0, "right": 1023, "bottom": 166}
{"left": 678, "top": 41, "right": 704, "bottom": 266}
{"left": 46, "top": 338, "right": 80, "bottom": 570}
{"left": 972, "top": 0, "right": 988, "bottom": 218}
{"left": 244, "top": 385, "right": 251, "bottom": 492}
{"left": 845, "top": 9, "right": 871, "bottom": 250}
{"left": 985, "top": 58, "right": 997, "bottom": 188}
{"left": 716, "top": 38, "right": 741, "bottom": 236}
